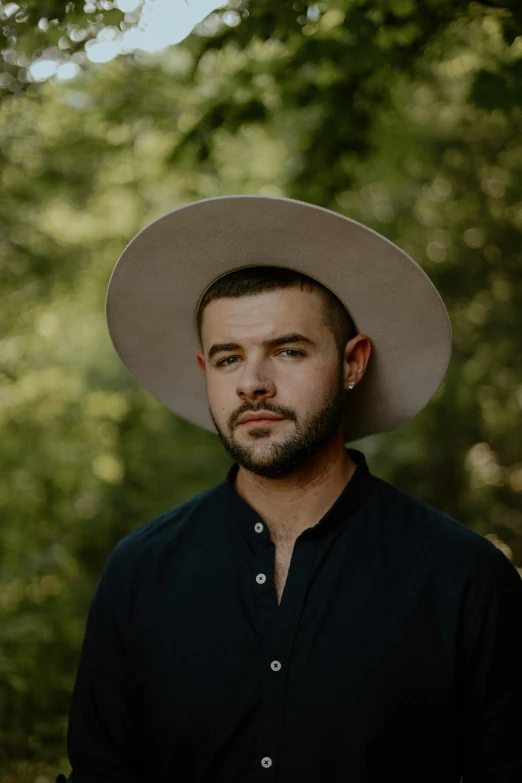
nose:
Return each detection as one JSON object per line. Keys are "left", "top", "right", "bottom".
{"left": 236, "top": 372, "right": 273, "bottom": 402}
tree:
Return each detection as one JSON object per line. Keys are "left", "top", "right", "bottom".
{"left": 1, "top": 0, "right": 521, "bottom": 777}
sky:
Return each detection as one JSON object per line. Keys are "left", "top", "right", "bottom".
{"left": 28, "top": 0, "right": 233, "bottom": 82}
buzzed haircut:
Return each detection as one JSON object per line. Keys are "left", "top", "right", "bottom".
{"left": 196, "top": 266, "right": 356, "bottom": 356}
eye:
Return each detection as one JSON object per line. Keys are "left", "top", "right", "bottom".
{"left": 216, "top": 356, "right": 239, "bottom": 367}
{"left": 215, "top": 349, "right": 304, "bottom": 367}
{"left": 280, "top": 349, "right": 304, "bottom": 358}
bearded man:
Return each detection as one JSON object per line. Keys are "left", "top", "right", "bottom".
{"left": 56, "top": 196, "right": 522, "bottom": 783}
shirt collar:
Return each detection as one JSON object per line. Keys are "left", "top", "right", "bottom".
{"left": 224, "top": 448, "right": 371, "bottom": 543}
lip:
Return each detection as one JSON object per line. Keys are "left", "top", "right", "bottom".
{"left": 238, "top": 413, "right": 286, "bottom": 426}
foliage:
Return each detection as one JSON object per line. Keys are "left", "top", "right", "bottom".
{"left": 1, "top": 0, "right": 521, "bottom": 777}
{"left": 0, "top": 0, "right": 126, "bottom": 93}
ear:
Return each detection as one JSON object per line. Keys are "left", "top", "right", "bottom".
{"left": 197, "top": 351, "right": 206, "bottom": 374}
{"left": 342, "top": 335, "right": 372, "bottom": 389}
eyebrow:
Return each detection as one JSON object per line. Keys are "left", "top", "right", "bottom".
{"left": 207, "top": 333, "right": 316, "bottom": 362}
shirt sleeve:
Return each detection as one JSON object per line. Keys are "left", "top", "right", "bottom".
{"left": 461, "top": 547, "right": 522, "bottom": 783}
{"left": 64, "top": 543, "right": 142, "bottom": 783}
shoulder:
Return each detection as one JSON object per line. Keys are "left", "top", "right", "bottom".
{"left": 99, "top": 480, "right": 227, "bottom": 580}
{"left": 366, "top": 475, "right": 522, "bottom": 629}
{"left": 367, "top": 473, "right": 512, "bottom": 582}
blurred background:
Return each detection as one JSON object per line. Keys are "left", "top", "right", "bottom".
{"left": 1, "top": 0, "right": 521, "bottom": 779}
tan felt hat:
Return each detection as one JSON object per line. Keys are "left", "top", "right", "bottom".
{"left": 106, "top": 195, "right": 452, "bottom": 442}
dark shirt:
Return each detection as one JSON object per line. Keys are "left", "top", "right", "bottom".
{"left": 57, "top": 448, "right": 522, "bottom": 782}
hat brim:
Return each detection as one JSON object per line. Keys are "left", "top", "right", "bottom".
{"left": 106, "top": 195, "right": 451, "bottom": 442}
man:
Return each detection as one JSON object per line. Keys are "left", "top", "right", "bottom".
{"left": 56, "top": 196, "right": 522, "bottom": 782}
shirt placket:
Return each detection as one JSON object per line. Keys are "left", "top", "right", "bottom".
{"left": 250, "top": 523, "right": 320, "bottom": 781}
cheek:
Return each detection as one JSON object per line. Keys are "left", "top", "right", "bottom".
{"left": 206, "top": 377, "right": 232, "bottom": 413}
{"left": 306, "top": 356, "right": 339, "bottom": 383}
{"left": 286, "top": 361, "right": 339, "bottom": 400}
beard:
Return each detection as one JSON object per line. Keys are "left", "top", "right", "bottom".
{"left": 209, "top": 367, "right": 346, "bottom": 479}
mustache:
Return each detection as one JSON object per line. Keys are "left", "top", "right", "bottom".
{"left": 230, "top": 403, "right": 296, "bottom": 428}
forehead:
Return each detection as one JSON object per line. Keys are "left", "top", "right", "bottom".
{"left": 200, "top": 287, "right": 325, "bottom": 341}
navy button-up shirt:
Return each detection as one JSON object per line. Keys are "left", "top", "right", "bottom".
{"left": 57, "top": 448, "right": 522, "bottom": 782}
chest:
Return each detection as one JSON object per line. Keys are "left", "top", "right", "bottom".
{"left": 126, "top": 548, "right": 457, "bottom": 770}
{"left": 273, "top": 540, "right": 296, "bottom": 604}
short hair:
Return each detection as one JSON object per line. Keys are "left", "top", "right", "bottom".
{"left": 195, "top": 266, "right": 356, "bottom": 356}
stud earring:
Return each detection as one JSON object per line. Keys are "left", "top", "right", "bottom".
{"left": 348, "top": 381, "right": 355, "bottom": 390}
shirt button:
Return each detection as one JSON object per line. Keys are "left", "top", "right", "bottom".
{"left": 261, "top": 757, "right": 272, "bottom": 768}
{"left": 254, "top": 522, "right": 264, "bottom": 533}
{"left": 256, "top": 573, "right": 266, "bottom": 584}
{"left": 270, "top": 660, "right": 282, "bottom": 671}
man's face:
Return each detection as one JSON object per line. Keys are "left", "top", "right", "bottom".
{"left": 196, "top": 287, "right": 349, "bottom": 479}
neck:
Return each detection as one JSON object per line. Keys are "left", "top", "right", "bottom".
{"left": 234, "top": 437, "right": 356, "bottom": 544}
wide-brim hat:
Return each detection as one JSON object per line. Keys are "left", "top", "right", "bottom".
{"left": 106, "top": 195, "right": 451, "bottom": 442}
